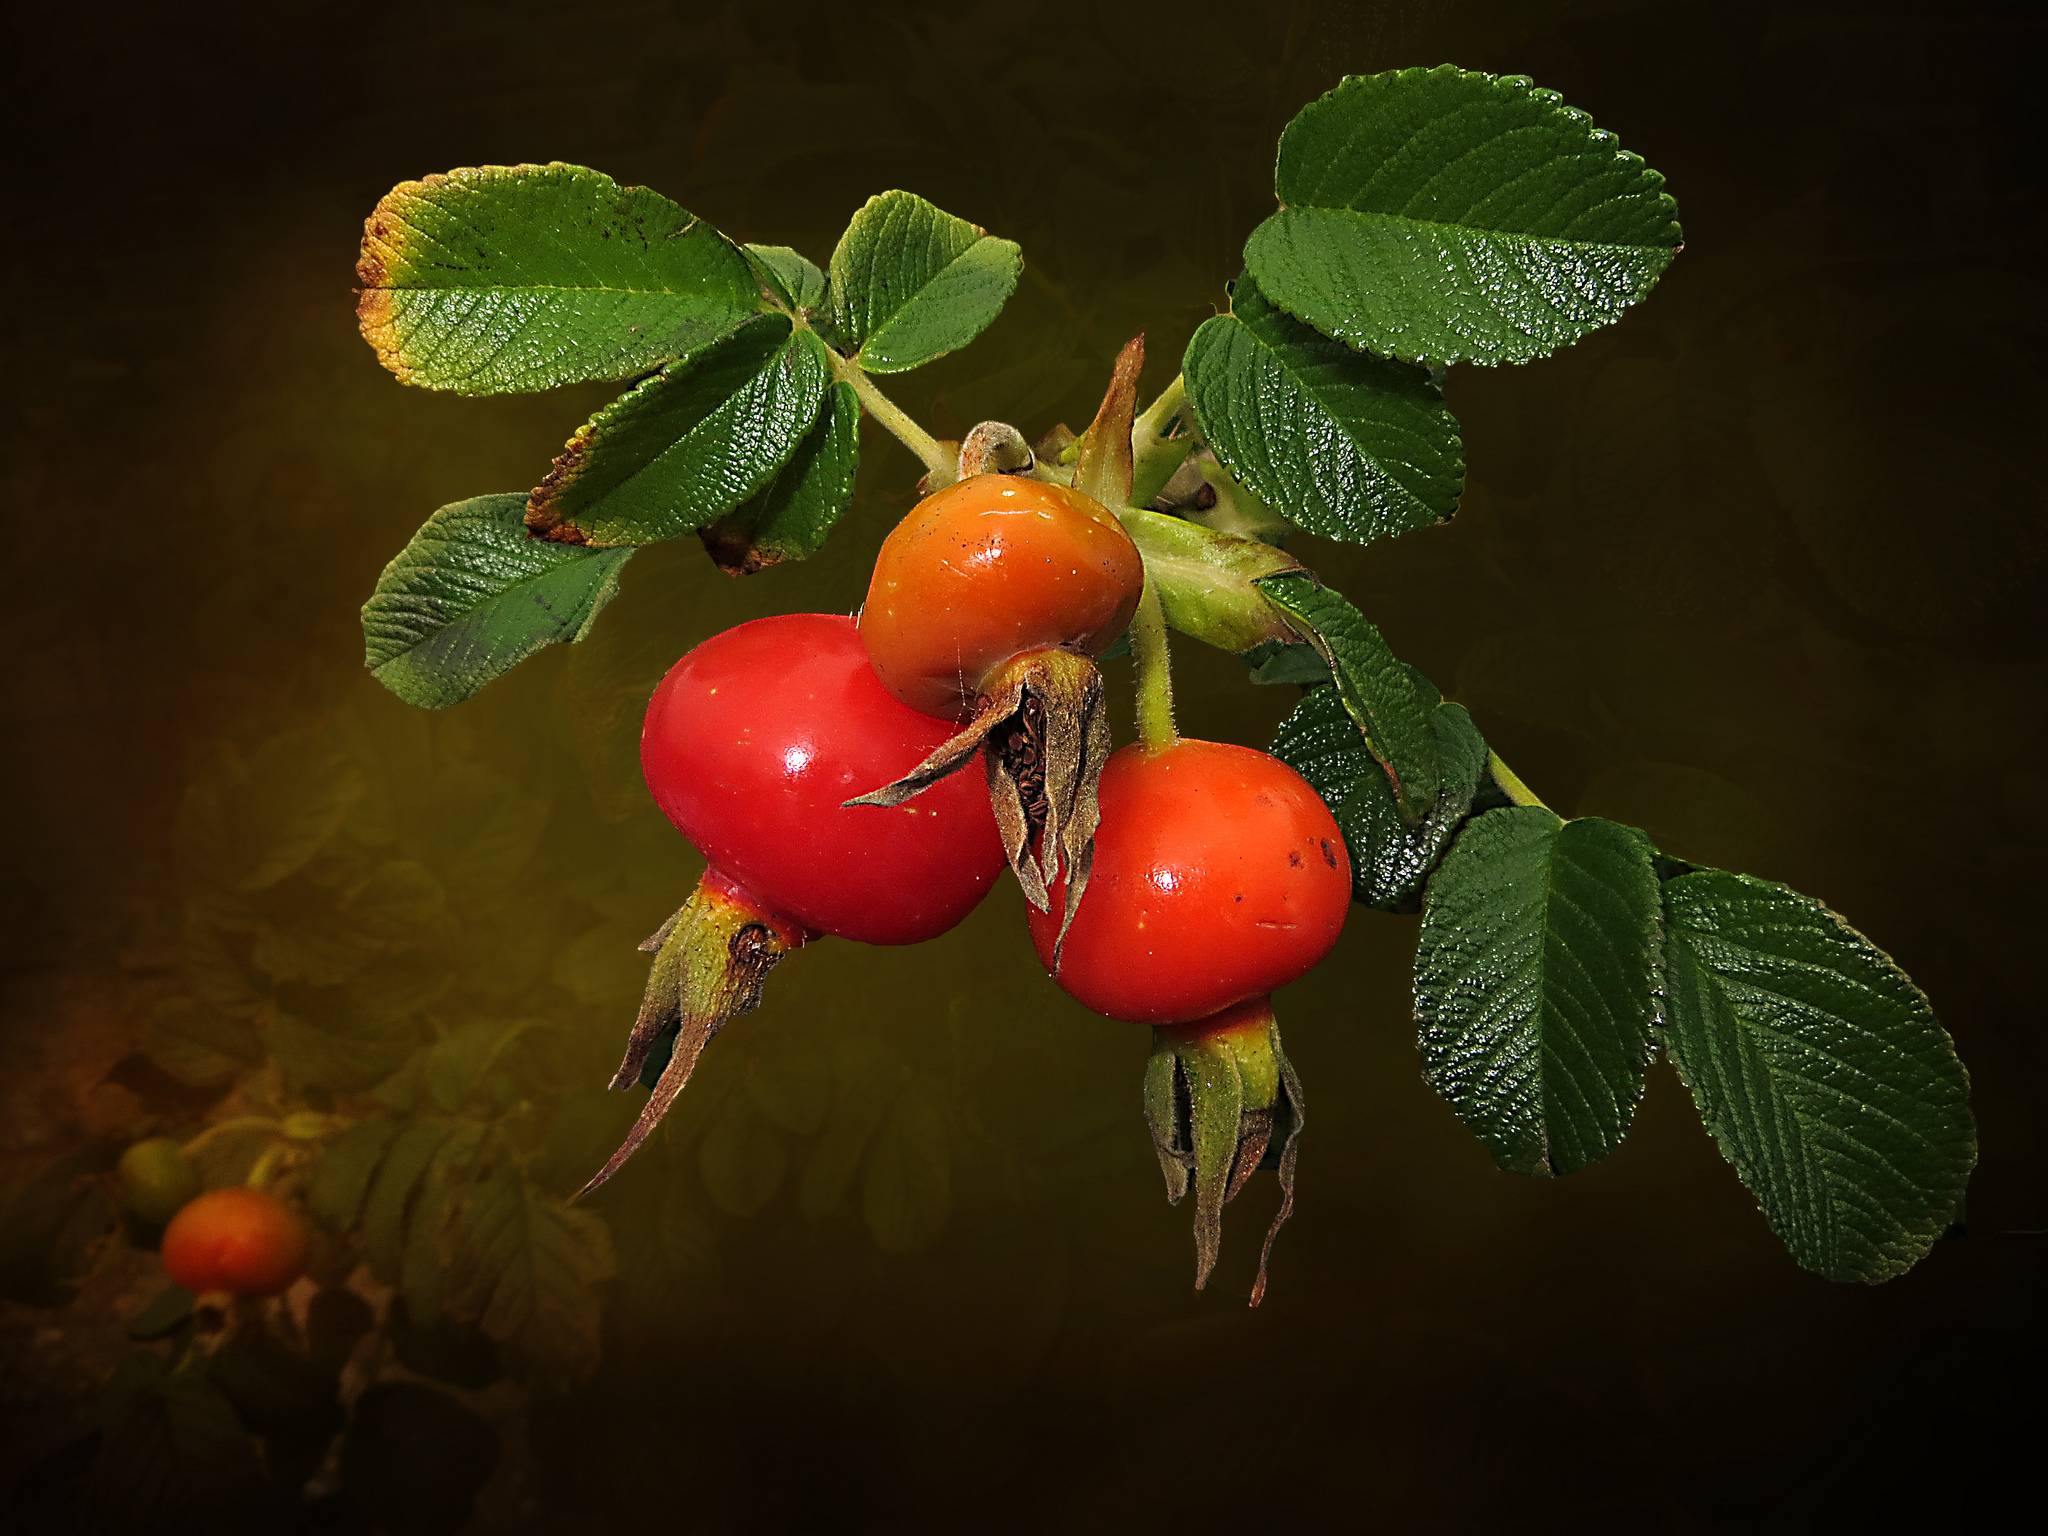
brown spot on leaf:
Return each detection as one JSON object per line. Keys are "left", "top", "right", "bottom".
{"left": 526, "top": 428, "right": 597, "bottom": 543}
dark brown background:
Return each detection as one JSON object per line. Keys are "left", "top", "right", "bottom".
{"left": 5, "top": 0, "right": 2043, "bottom": 1527}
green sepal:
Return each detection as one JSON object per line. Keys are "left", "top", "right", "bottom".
{"left": 1142, "top": 1005, "right": 1304, "bottom": 1306}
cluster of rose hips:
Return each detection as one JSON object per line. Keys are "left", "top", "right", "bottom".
{"left": 589, "top": 374, "right": 1352, "bottom": 1302}
{"left": 117, "top": 1137, "right": 312, "bottom": 1298}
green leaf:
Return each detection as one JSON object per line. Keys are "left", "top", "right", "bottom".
{"left": 0, "top": 1145, "right": 117, "bottom": 1307}
{"left": 747, "top": 243, "right": 826, "bottom": 313}
{"left": 126, "top": 1285, "right": 197, "bottom": 1342}
{"left": 1245, "top": 641, "right": 1333, "bottom": 687}
{"left": 1661, "top": 871, "right": 1975, "bottom": 1282}
{"left": 357, "top": 163, "right": 759, "bottom": 394}
{"left": 361, "top": 1121, "right": 454, "bottom": 1282}
{"left": 1273, "top": 683, "right": 1487, "bottom": 910}
{"left": 1184, "top": 275, "right": 1463, "bottom": 544}
{"left": 827, "top": 190, "right": 1021, "bottom": 373}
{"left": 699, "top": 379, "right": 860, "bottom": 574}
{"left": 142, "top": 996, "right": 262, "bottom": 1089}
{"left": 388, "top": 1301, "right": 504, "bottom": 1390}
{"left": 207, "top": 1333, "right": 343, "bottom": 1445}
{"left": 453, "top": 1174, "right": 614, "bottom": 1382}
{"left": 1245, "top": 66, "right": 1682, "bottom": 365}
{"left": 401, "top": 1126, "right": 484, "bottom": 1328}
{"left": 362, "top": 494, "right": 632, "bottom": 709}
{"left": 92, "top": 1355, "right": 264, "bottom": 1524}
{"left": 306, "top": 1287, "right": 377, "bottom": 1371}
{"left": 524, "top": 315, "right": 831, "bottom": 546}
{"left": 269, "top": 1004, "right": 421, "bottom": 1095}
{"left": 423, "top": 1020, "right": 544, "bottom": 1113}
{"left": 1415, "top": 808, "right": 1663, "bottom": 1175}
{"left": 1254, "top": 574, "right": 1440, "bottom": 821}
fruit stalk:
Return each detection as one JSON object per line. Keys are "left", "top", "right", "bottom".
{"left": 830, "top": 350, "right": 953, "bottom": 481}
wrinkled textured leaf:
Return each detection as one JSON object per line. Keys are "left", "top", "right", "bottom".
{"left": 358, "top": 163, "right": 758, "bottom": 393}
{"left": 525, "top": 316, "right": 830, "bottom": 546}
{"left": 143, "top": 996, "right": 262, "bottom": 1089}
{"left": 423, "top": 1019, "right": 543, "bottom": 1113}
{"left": 270, "top": 1000, "right": 421, "bottom": 1094}
{"left": 401, "top": 1126, "right": 484, "bottom": 1328}
{"left": 454, "top": 1174, "right": 614, "bottom": 1382}
{"left": 1246, "top": 67, "right": 1681, "bottom": 365}
{"left": 1273, "top": 683, "right": 1488, "bottom": 909}
{"left": 361, "top": 1120, "right": 454, "bottom": 1281}
{"left": 699, "top": 380, "right": 859, "bottom": 574}
{"left": 176, "top": 733, "right": 364, "bottom": 896}
{"left": 363, "top": 494, "right": 631, "bottom": 708}
{"left": 747, "top": 243, "right": 826, "bottom": 312}
{"left": 828, "top": 190, "right": 1021, "bottom": 372}
{"left": 1255, "top": 574, "right": 1440, "bottom": 820}
{"left": 1661, "top": 870, "right": 1975, "bottom": 1282}
{"left": 1185, "top": 275, "right": 1463, "bottom": 544}
{"left": 1415, "top": 808, "right": 1662, "bottom": 1175}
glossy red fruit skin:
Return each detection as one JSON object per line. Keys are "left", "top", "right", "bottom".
{"left": 1028, "top": 740, "right": 1351, "bottom": 1024}
{"left": 642, "top": 613, "right": 1006, "bottom": 945}
{"left": 860, "top": 474, "right": 1145, "bottom": 718}
{"left": 160, "top": 1187, "right": 311, "bottom": 1297}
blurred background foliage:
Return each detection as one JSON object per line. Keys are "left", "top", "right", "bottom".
{"left": 3, "top": 0, "right": 2044, "bottom": 1528}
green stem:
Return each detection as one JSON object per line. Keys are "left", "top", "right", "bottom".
{"left": 1130, "top": 574, "right": 1178, "bottom": 752}
{"left": 181, "top": 1116, "right": 282, "bottom": 1157}
{"left": 244, "top": 1143, "right": 290, "bottom": 1191}
{"left": 1488, "top": 752, "right": 1548, "bottom": 809}
{"left": 1129, "top": 373, "right": 1193, "bottom": 508}
{"left": 832, "top": 354, "right": 953, "bottom": 480}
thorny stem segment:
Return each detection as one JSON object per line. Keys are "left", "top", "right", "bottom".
{"left": 1128, "top": 372, "right": 1194, "bottom": 509}
{"left": 1488, "top": 752, "right": 1548, "bottom": 809}
{"left": 832, "top": 353, "right": 953, "bottom": 481}
{"left": 1130, "top": 574, "right": 1178, "bottom": 753}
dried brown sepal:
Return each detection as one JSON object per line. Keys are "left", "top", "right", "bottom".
{"left": 843, "top": 678, "right": 1024, "bottom": 812}
{"left": 577, "top": 874, "right": 804, "bottom": 1200}
{"left": 1141, "top": 998, "right": 1303, "bottom": 1307}
{"left": 1071, "top": 334, "right": 1145, "bottom": 511}
{"left": 1250, "top": 1039, "right": 1306, "bottom": 1309}
{"left": 844, "top": 648, "right": 1109, "bottom": 920}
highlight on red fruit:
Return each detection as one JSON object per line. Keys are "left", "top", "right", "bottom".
{"left": 642, "top": 612, "right": 1006, "bottom": 946}
{"left": 1026, "top": 737, "right": 1348, "bottom": 1303}
{"left": 849, "top": 459, "right": 1147, "bottom": 929}
{"left": 1028, "top": 738, "right": 1351, "bottom": 1022}
{"left": 159, "top": 1186, "right": 311, "bottom": 1297}
{"left": 582, "top": 612, "right": 1007, "bottom": 1196}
